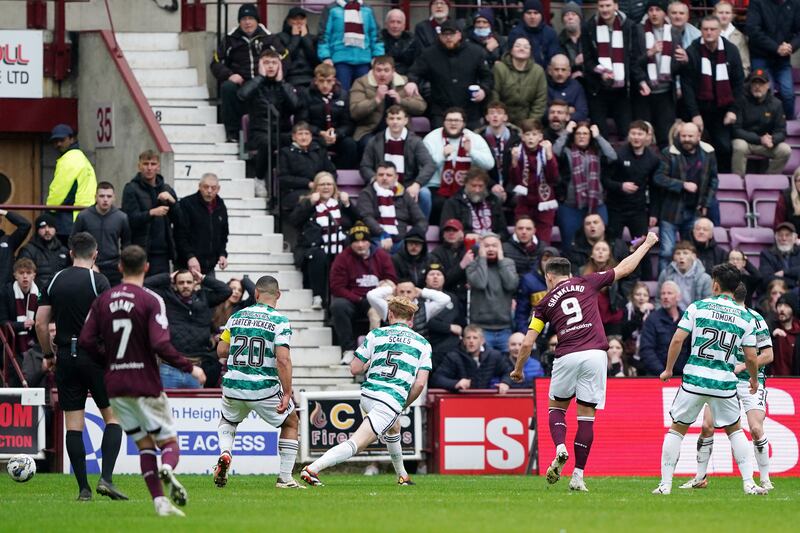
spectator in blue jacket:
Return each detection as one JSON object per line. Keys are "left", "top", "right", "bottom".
{"left": 317, "top": 0, "right": 384, "bottom": 91}
{"left": 638, "top": 280, "right": 689, "bottom": 376}
{"left": 514, "top": 246, "right": 560, "bottom": 333}
{"left": 508, "top": 0, "right": 561, "bottom": 68}
{"left": 546, "top": 54, "right": 588, "bottom": 122}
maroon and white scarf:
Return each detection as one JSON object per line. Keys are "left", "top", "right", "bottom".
{"left": 320, "top": 92, "right": 334, "bottom": 130}
{"left": 338, "top": 0, "right": 365, "bottom": 49}
{"left": 314, "top": 197, "right": 346, "bottom": 254}
{"left": 570, "top": 147, "right": 603, "bottom": 212}
{"left": 468, "top": 200, "right": 493, "bottom": 236}
{"left": 374, "top": 181, "right": 399, "bottom": 235}
{"left": 439, "top": 131, "right": 471, "bottom": 198}
{"left": 12, "top": 281, "right": 39, "bottom": 354}
{"left": 595, "top": 14, "right": 625, "bottom": 88}
{"left": 520, "top": 146, "right": 558, "bottom": 211}
{"left": 384, "top": 127, "right": 407, "bottom": 181}
{"left": 644, "top": 20, "right": 672, "bottom": 83}
{"left": 484, "top": 127, "right": 509, "bottom": 184}
{"left": 699, "top": 37, "right": 734, "bottom": 107}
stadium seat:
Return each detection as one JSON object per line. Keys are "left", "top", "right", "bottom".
{"left": 337, "top": 169, "right": 365, "bottom": 198}
{"left": 713, "top": 227, "right": 730, "bottom": 251}
{"left": 785, "top": 147, "right": 800, "bottom": 174}
{"left": 729, "top": 227, "right": 773, "bottom": 266}
{"left": 786, "top": 119, "right": 800, "bottom": 137}
{"left": 716, "top": 173, "right": 750, "bottom": 227}
{"left": 550, "top": 226, "right": 561, "bottom": 245}
{"left": 426, "top": 226, "right": 440, "bottom": 251}
{"left": 643, "top": 281, "right": 659, "bottom": 299}
{"left": 410, "top": 116, "right": 431, "bottom": 136}
{"left": 745, "top": 174, "right": 788, "bottom": 227}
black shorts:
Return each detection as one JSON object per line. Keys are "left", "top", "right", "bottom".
{"left": 55, "top": 351, "right": 110, "bottom": 411}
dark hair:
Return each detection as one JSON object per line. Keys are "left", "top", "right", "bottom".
{"left": 520, "top": 118, "right": 544, "bottom": 134}
{"left": 549, "top": 99, "right": 570, "bottom": 109}
{"left": 545, "top": 257, "right": 572, "bottom": 277}
{"left": 629, "top": 120, "right": 650, "bottom": 134}
{"left": 377, "top": 160, "right": 397, "bottom": 172}
{"left": 68, "top": 232, "right": 98, "bottom": 260}
{"left": 256, "top": 275, "right": 280, "bottom": 295}
{"left": 259, "top": 49, "right": 281, "bottom": 60}
{"left": 464, "top": 167, "right": 490, "bottom": 184}
{"left": 373, "top": 55, "right": 395, "bottom": 67}
{"left": 515, "top": 215, "right": 534, "bottom": 224}
{"left": 443, "top": 107, "right": 466, "bottom": 121}
{"left": 701, "top": 14, "right": 721, "bottom": 26}
{"left": 97, "top": 181, "right": 114, "bottom": 191}
{"left": 173, "top": 269, "right": 193, "bottom": 281}
{"left": 386, "top": 104, "right": 407, "bottom": 117}
{"left": 486, "top": 101, "right": 508, "bottom": 113}
{"left": 292, "top": 121, "right": 312, "bottom": 134}
{"left": 674, "top": 240, "right": 697, "bottom": 255}
{"left": 711, "top": 262, "right": 742, "bottom": 293}
{"left": 120, "top": 245, "right": 147, "bottom": 275}
{"left": 138, "top": 149, "right": 159, "bottom": 162}
{"left": 733, "top": 281, "right": 748, "bottom": 304}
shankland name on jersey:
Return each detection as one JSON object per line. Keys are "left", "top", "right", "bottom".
{"left": 220, "top": 303, "right": 292, "bottom": 401}
{"left": 356, "top": 323, "right": 432, "bottom": 413}
{"left": 545, "top": 283, "right": 586, "bottom": 307}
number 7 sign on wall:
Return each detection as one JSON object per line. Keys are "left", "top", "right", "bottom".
{"left": 95, "top": 102, "right": 114, "bottom": 148}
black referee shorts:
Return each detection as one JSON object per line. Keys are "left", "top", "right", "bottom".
{"left": 55, "top": 350, "right": 110, "bottom": 411}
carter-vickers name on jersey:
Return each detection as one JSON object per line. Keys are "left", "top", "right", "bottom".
{"left": 546, "top": 283, "right": 585, "bottom": 307}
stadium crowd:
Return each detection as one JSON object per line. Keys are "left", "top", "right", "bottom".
{"left": 4, "top": 0, "right": 800, "bottom": 394}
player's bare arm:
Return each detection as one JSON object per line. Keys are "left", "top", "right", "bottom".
{"left": 404, "top": 370, "right": 430, "bottom": 408}
{"left": 34, "top": 305, "right": 55, "bottom": 369}
{"left": 613, "top": 232, "right": 659, "bottom": 280}
{"left": 217, "top": 339, "right": 230, "bottom": 362}
{"left": 511, "top": 328, "right": 540, "bottom": 383}
{"left": 742, "top": 345, "right": 759, "bottom": 395}
{"left": 276, "top": 345, "right": 293, "bottom": 413}
{"left": 349, "top": 357, "right": 368, "bottom": 376}
{"left": 660, "top": 327, "right": 689, "bottom": 382}
{"left": 734, "top": 347, "right": 773, "bottom": 375}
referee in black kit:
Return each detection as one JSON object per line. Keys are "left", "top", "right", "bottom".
{"left": 35, "top": 232, "right": 127, "bottom": 501}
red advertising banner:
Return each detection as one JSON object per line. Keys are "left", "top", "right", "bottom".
{"left": 434, "top": 394, "right": 534, "bottom": 475}
{"left": 535, "top": 378, "right": 800, "bottom": 477}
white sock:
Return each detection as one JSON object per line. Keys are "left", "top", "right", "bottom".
{"left": 695, "top": 436, "right": 714, "bottom": 479}
{"left": 660, "top": 430, "right": 684, "bottom": 486}
{"left": 309, "top": 439, "right": 357, "bottom": 473}
{"left": 384, "top": 434, "right": 408, "bottom": 478}
{"left": 573, "top": 468, "right": 584, "bottom": 478}
{"left": 278, "top": 438, "right": 299, "bottom": 482}
{"left": 218, "top": 421, "right": 237, "bottom": 455}
{"left": 729, "top": 429, "right": 754, "bottom": 484}
{"left": 753, "top": 436, "right": 770, "bottom": 482}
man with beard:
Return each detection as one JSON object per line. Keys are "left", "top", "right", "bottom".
{"left": 544, "top": 100, "right": 571, "bottom": 142}
{"left": 414, "top": 0, "right": 458, "bottom": 49}
{"left": 655, "top": 122, "right": 718, "bottom": 271}
{"left": 18, "top": 214, "right": 69, "bottom": 289}
{"left": 558, "top": 2, "right": 584, "bottom": 77}
{"left": 440, "top": 168, "right": 509, "bottom": 239}
{"left": 759, "top": 222, "right": 800, "bottom": 291}
{"left": 406, "top": 20, "right": 493, "bottom": 129}
{"left": 769, "top": 293, "right": 800, "bottom": 376}
{"left": 422, "top": 108, "right": 494, "bottom": 223}
{"left": 547, "top": 54, "right": 588, "bottom": 122}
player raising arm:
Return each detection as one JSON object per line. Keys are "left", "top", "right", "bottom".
{"left": 511, "top": 232, "right": 659, "bottom": 491}
{"left": 301, "top": 296, "right": 431, "bottom": 487}
{"left": 653, "top": 263, "right": 767, "bottom": 495}
{"left": 79, "top": 245, "right": 207, "bottom": 517}
{"left": 213, "top": 276, "right": 304, "bottom": 489}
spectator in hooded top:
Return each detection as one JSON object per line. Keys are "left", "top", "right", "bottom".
{"left": 508, "top": 0, "right": 561, "bottom": 68}
{"left": 466, "top": 8, "right": 506, "bottom": 68}
{"left": 317, "top": 0, "right": 384, "bottom": 92}
{"left": 0, "top": 209, "right": 32, "bottom": 284}
{"left": 381, "top": 9, "right": 418, "bottom": 75}
{"left": 277, "top": 7, "right": 318, "bottom": 88}
{"left": 491, "top": 37, "right": 548, "bottom": 126}
{"left": 657, "top": 240, "right": 712, "bottom": 311}
{"left": 774, "top": 168, "right": 800, "bottom": 231}
{"left": 547, "top": 54, "right": 589, "bottom": 123}
{"left": 558, "top": 2, "right": 585, "bottom": 77}
{"left": 72, "top": 181, "right": 131, "bottom": 286}
{"left": 296, "top": 63, "right": 358, "bottom": 170}
{"left": 689, "top": 217, "right": 727, "bottom": 274}
{"left": 415, "top": 0, "right": 457, "bottom": 50}
{"left": 407, "top": 21, "right": 494, "bottom": 130}
{"left": 391, "top": 229, "right": 430, "bottom": 288}
{"left": 211, "top": 3, "right": 287, "bottom": 141}
{"left": 19, "top": 213, "right": 69, "bottom": 290}
{"left": 759, "top": 221, "right": 800, "bottom": 291}
{"left": 121, "top": 150, "right": 180, "bottom": 276}
{"left": 175, "top": 173, "right": 229, "bottom": 277}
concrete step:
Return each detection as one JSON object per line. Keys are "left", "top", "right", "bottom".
{"left": 225, "top": 198, "right": 270, "bottom": 211}
{"left": 292, "top": 326, "right": 332, "bottom": 346}
{"left": 162, "top": 124, "right": 226, "bottom": 144}
{"left": 174, "top": 177, "right": 251, "bottom": 199}
{"left": 271, "top": 288, "right": 312, "bottom": 309}
{"left": 292, "top": 345, "right": 341, "bottom": 366}
{"left": 133, "top": 68, "right": 198, "bottom": 87}
{"left": 294, "top": 377, "right": 354, "bottom": 386}
{"left": 293, "top": 365, "right": 352, "bottom": 378}
{"left": 225, "top": 251, "right": 294, "bottom": 265}
{"left": 148, "top": 99, "right": 212, "bottom": 108}
{"left": 223, "top": 214, "right": 275, "bottom": 234}
{"left": 143, "top": 86, "right": 209, "bottom": 100}
{"left": 227, "top": 234, "right": 284, "bottom": 254}
{"left": 173, "top": 159, "right": 246, "bottom": 181}
{"left": 116, "top": 32, "right": 180, "bottom": 51}
{"left": 171, "top": 142, "right": 237, "bottom": 155}
{"left": 125, "top": 50, "right": 190, "bottom": 69}
{"left": 172, "top": 154, "right": 239, "bottom": 163}
{"left": 216, "top": 269, "right": 301, "bottom": 288}
{"left": 156, "top": 106, "right": 217, "bottom": 125}
{"left": 281, "top": 309, "right": 326, "bottom": 322}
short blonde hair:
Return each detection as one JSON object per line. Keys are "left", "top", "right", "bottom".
{"left": 387, "top": 296, "right": 418, "bottom": 320}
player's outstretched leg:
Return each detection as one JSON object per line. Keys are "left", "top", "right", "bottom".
{"left": 653, "top": 429, "right": 684, "bottom": 495}
{"left": 545, "top": 407, "right": 569, "bottom": 485}
{"left": 728, "top": 429, "right": 768, "bottom": 495}
{"left": 569, "top": 415, "right": 594, "bottom": 492}
{"left": 214, "top": 419, "right": 237, "bottom": 488}
{"left": 159, "top": 439, "right": 188, "bottom": 506}
{"left": 680, "top": 407, "right": 714, "bottom": 489}
{"left": 384, "top": 421, "right": 413, "bottom": 485}
{"left": 95, "top": 419, "right": 128, "bottom": 500}
{"left": 276, "top": 412, "right": 305, "bottom": 489}
{"left": 140, "top": 445, "right": 184, "bottom": 517}
{"left": 301, "top": 419, "right": 377, "bottom": 486}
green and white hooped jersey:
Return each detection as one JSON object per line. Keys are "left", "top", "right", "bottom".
{"left": 678, "top": 295, "right": 757, "bottom": 398}
{"left": 735, "top": 308, "right": 771, "bottom": 385}
{"left": 356, "top": 323, "right": 432, "bottom": 413}
{"left": 220, "top": 303, "right": 292, "bottom": 400}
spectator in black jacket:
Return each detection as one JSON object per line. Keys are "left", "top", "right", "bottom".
{"left": 424, "top": 263, "right": 465, "bottom": 369}
{"left": 121, "top": 150, "right": 179, "bottom": 275}
{"left": 729, "top": 248, "right": 761, "bottom": 308}
{"left": 18, "top": 213, "right": 69, "bottom": 289}
{"left": 689, "top": 217, "right": 727, "bottom": 274}
{"left": 638, "top": 280, "right": 689, "bottom": 376}
{"left": 392, "top": 228, "right": 429, "bottom": 287}
{"left": 381, "top": 9, "right": 418, "bottom": 75}
{"left": 502, "top": 215, "right": 539, "bottom": 277}
{"left": 145, "top": 269, "right": 232, "bottom": 388}
{"left": 604, "top": 121, "right": 660, "bottom": 241}
{"left": 72, "top": 181, "right": 130, "bottom": 286}
{"left": 759, "top": 221, "right": 800, "bottom": 290}
{"left": 0, "top": 258, "right": 40, "bottom": 358}
{"left": 239, "top": 49, "right": 301, "bottom": 197}
{"left": 430, "top": 325, "right": 513, "bottom": 392}
{"left": 278, "top": 121, "right": 337, "bottom": 219}
{"left": 466, "top": 8, "right": 506, "bottom": 67}
{"left": 440, "top": 168, "right": 509, "bottom": 239}
{"left": 568, "top": 214, "right": 633, "bottom": 279}
{"left": 429, "top": 218, "right": 470, "bottom": 312}
{"left": 558, "top": 2, "right": 584, "bottom": 77}
{"left": 296, "top": 63, "right": 358, "bottom": 170}
{"left": 0, "top": 209, "right": 31, "bottom": 283}
{"left": 210, "top": 3, "right": 287, "bottom": 141}
{"left": 176, "top": 173, "right": 229, "bottom": 277}
{"left": 277, "top": 7, "right": 318, "bottom": 88}
{"left": 731, "top": 69, "right": 791, "bottom": 176}
{"left": 414, "top": 0, "right": 455, "bottom": 50}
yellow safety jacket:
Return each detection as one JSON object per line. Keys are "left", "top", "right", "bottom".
{"left": 46, "top": 147, "right": 97, "bottom": 220}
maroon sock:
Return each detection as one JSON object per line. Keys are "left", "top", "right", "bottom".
{"left": 549, "top": 408, "right": 567, "bottom": 447}
{"left": 140, "top": 449, "right": 164, "bottom": 499}
{"left": 574, "top": 417, "right": 595, "bottom": 470}
{"left": 160, "top": 441, "right": 180, "bottom": 470}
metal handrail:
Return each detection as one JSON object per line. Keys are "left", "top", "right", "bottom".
{"left": 0, "top": 204, "right": 89, "bottom": 212}
{"left": 0, "top": 324, "right": 28, "bottom": 388}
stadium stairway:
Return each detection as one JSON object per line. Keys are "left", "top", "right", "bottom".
{"left": 115, "top": 32, "right": 356, "bottom": 392}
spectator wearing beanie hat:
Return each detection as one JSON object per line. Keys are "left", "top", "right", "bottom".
{"left": 558, "top": 2, "right": 584, "bottom": 77}
{"left": 18, "top": 213, "right": 69, "bottom": 289}
{"left": 467, "top": 8, "right": 506, "bottom": 67}
{"left": 508, "top": 0, "right": 561, "bottom": 68}
{"left": 415, "top": 0, "right": 460, "bottom": 50}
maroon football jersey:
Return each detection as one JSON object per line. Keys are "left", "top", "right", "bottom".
{"left": 79, "top": 283, "right": 193, "bottom": 398}
{"left": 530, "top": 270, "right": 616, "bottom": 358}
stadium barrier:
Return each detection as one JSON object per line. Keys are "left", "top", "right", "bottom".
{"left": 0, "top": 388, "right": 46, "bottom": 460}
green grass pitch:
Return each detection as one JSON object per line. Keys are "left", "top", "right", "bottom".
{"left": 1, "top": 474, "right": 797, "bottom": 532}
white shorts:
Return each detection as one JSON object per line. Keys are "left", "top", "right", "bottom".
{"left": 737, "top": 381, "right": 767, "bottom": 413}
{"left": 110, "top": 393, "right": 177, "bottom": 443}
{"left": 549, "top": 349, "right": 608, "bottom": 409}
{"left": 670, "top": 387, "right": 741, "bottom": 428}
{"left": 221, "top": 391, "right": 294, "bottom": 427}
{"left": 360, "top": 395, "right": 400, "bottom": 436}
